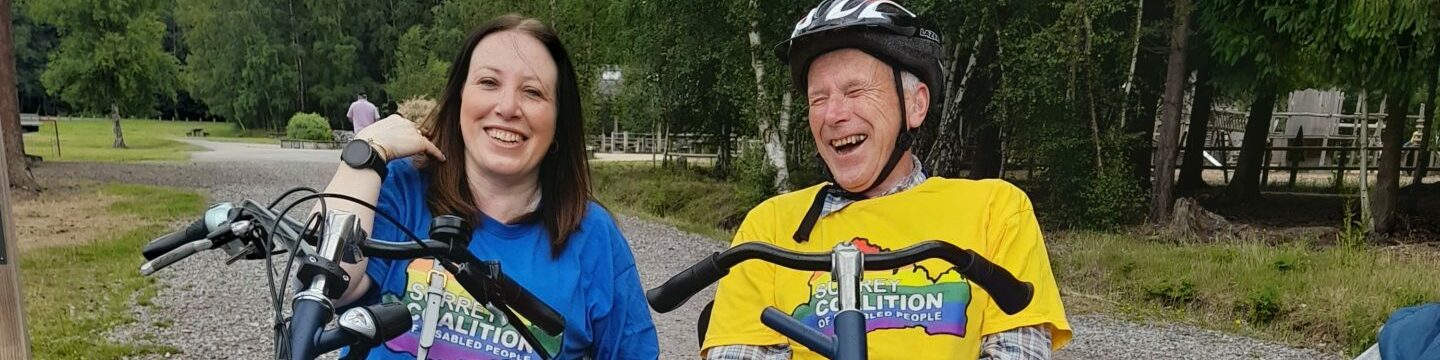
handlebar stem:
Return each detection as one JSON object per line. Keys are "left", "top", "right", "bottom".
{"left": 831, "top": 243, "right": 863, "bottom": 313}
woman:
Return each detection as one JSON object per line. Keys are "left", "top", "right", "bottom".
{"left": 323, "top": 14, "right": 658, "bottom": 359}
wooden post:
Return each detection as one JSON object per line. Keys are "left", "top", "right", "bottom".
{"left": 0, "top": 90, "right": 32, "bottom": 360}
{"left": 1261, "top": 141, "right": 1273, "bottom": 189}
{"left": 1358, "top": 93, "right": 1371, "bottom": 231}
{"left": 1334, "top": 149, "right": 1350, "bottom": 192}
{"left": 1288, "top": 129, "right": 1304, "bottom": 189}
{"left": 0, "top": 0, "right": 31, "bottom": 351}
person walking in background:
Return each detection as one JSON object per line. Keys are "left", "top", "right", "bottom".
{"left": 347, "top": 94, "right": 381, "bottom": 132}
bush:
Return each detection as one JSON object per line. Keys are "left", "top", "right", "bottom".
{"left": 1031, "top": 131, "right": 1145, "bottom": 230}
{"left": 1237, "top": 287, "right": 1284, "bottom": 324}
{"left": 733, "top": 147, "right": 779, "bottom": 205}
{"left": 1142, "top": 279, "right": 1198, "bottom": 306}
{"left": 285, "top": 113, "right": 332, "bottom": 141}
{"left": 397, "top": 97, "right": 436, "bottom": 123}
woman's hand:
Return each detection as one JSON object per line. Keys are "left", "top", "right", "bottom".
{"left": 355, "top": 115, "right": 446, "bottom": 162}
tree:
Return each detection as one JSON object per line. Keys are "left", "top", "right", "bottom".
{"left": 1149, "top": 0, "right": 1191, "bottom": 223}
{"left": 1233, "top": 0, "right": 1435, "bottom": 234}
{"left": 1197, "top": 0, "right": 1301, "bottom": 202}
{"left": 2, "top": 0, "right": 38, "bottom": 191}
{"left": 32, "top": 0, "right": 180, "bottom": 148}
{"left": 962, "top": 30, "right": 1004, "bottom": 180}
{"left": 384, "top": 26, "right": 449, "bottom": 101}
{"left": 179, "top": 0, "right": 297, "bottom": 130}
{"left": 1416, "top": 47, "right": 1438, "bottom": 184}
{"left": 13, "top": 0, "right": 59, "bottom": 115}
{"left": 739, "top": 0, "right": 789, "bottom": 192}
{"left": 1175, "top": 25, "right": 1214, "bottom": 192}
{"left": 1121, "top": 0, "right": 1169, "bottom": 191}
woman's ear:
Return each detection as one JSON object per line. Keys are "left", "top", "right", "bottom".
{"left": 907, "top": 82, "right": 930, "bottom": 129}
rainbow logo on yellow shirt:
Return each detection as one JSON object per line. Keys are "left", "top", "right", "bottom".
{"left": 788, "top": 239, "right": 973, "bottom": 337}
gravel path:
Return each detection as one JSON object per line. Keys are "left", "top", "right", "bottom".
{"left": 1057, "top": 315, "right": 1341, "bottom": 360}
{"left": 28, "top": 147, "right": 1343, "bottom": 359}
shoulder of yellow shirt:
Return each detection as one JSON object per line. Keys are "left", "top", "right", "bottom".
{"left": 758, "top": 177, "right": 1031, "bottom": 216}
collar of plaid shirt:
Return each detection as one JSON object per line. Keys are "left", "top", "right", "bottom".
{"left": 819, "top": 154, "right": 927, "bottom": 218}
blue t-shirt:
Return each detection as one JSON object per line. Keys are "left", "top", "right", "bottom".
{"left": 352, "top": 159, "right": 658, "bottom": 360}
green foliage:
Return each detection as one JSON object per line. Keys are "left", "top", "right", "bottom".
{"left": 385, "top": 26, "right": 451, "bottom": 101}
{"left": 13, "top": 0, "right": 61, "bottom": 114}
{"left": 1237, "top": 287, "right": 1285, "bottom": 325}
{"left": 1339, "top": 196, "right": 1368, "bottom": 247}
{"left": 285, "top": 113, "right": 333, "bottom": 141}
{"left": 178, "top": 0, "right": 420, "bottom": 130}
{"left": 1143, "top": 279, "right": 1198, "bottom": 306}
{"left": 177, "top": 0, "right": 298, "bottom": 130}
{"left": 30, "top": 0, "right": 180, "bottom": 117}
{"left": 593, "top": 163, "right": 757, "bottom": 240}
{"left": 733, "top": 146, "right": 780, "bottom": 205}
{"left": 1059, "top": 232, "right": 1440, "bottom": 355}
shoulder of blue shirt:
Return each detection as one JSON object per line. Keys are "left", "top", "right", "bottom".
{"left": 382, "top": 157, "right": 628, "bottom": 250}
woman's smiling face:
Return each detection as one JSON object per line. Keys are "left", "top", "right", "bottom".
{"left": 458, "top": 30, "right": 559, "bottom": 179}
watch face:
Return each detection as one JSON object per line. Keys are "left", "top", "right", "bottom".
{"left": 342, "top": 140, "right": 372, "bottom": 166}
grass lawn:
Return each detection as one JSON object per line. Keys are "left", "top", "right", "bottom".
{"left": 19, "top": 183, "right": 204, "bottom": 359}
{"left": 22, "top": 118, "right": 271, "bottom": 162}
{"left": 1052, "top": 232, "right": 1440, "bottom": 355}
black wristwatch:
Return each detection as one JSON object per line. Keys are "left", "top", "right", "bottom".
{"left": 341, "top": 139, "right": 388, "bottom": 179}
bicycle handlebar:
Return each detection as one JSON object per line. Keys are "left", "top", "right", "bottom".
{"left": 359, "top": 237, "right": 566, "bottom": 336}
{"left": 646, "top": 240, "right": 1034, "bottom": 315}
{"left": 139, "top": 197, "right": 563, "bottom": 360}
{"left": 140, "top": 200, "right": 311, "bottom": 275}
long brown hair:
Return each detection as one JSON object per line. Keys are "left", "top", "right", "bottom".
{"left": 417, "top": 14, "right": 592, "bottom": 257}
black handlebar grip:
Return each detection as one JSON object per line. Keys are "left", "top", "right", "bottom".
{"left": 368, "top": 302, "right": 414, "bottom": 343}
{"left": 646, "top": 253, "right": 728, "bottom": 314}
{"left": 142, "top": 218, "right": 209, "bottom": 260}
{"left": 958, "top": 249, "right": 1033, "bottom": 315}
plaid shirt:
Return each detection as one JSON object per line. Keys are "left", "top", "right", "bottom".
{"left": 705, "top": 325, "right": 1053, "bottom": 359}
{"left": 705, "top": 155, "right": 1055, "bottom": 359}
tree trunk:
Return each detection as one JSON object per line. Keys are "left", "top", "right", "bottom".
{"left": 1225, "top": 83, "right": 1277, "bottom": 201}
{"left": 1079, "top": 0, "right": 1103, "bottom": 173}
{"left": 745, "top": 0, "right": 788, "bottom": 192}
{"left": 1413, "top": 51, "right": 1438, "bottom": 184}
{"left": 288, "top": 0, "right": 305, "bottom": 112}
{"left": 1373, "top": 94, "right": 1411, "bottom": 234}
{"left": 0, "top": 2, "right": 37, "bottom": 192}
{"left": 1124, "top": 0, "right": 1170, "bottom": 191}
{"left": 925, "top": 36, "right": 980, "bottom": 177}
{"left": 964, "top": 30, "right": 1003, "bottom": 179}
{"left": 1176, "top": 28, "right": 1214, "bottom": 191}
{"left": 1149, "top": 0, "right": 1191, "bottom": 224}
{"left": 777, "top": 91, "right": 791, "bottom": 185}
{"left": 110, "top": 103, "right": 127, "bottom": 149}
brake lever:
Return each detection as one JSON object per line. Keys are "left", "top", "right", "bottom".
{"left": 140, "top": 239, "right": 215, "bottom": 275}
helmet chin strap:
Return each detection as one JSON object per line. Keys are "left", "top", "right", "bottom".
{"left": 794, "top": 68, "right": 912, "bottom": 242}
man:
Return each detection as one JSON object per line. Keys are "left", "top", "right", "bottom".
{"left": 702, "top": 1, "right": 1071, "bottom": 359}
{"left": 347, "top": 94, "right": 380, "bottom": 133}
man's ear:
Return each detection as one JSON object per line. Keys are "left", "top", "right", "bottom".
{"left": 907, "top": 82, "right": 930, "bottom": 129}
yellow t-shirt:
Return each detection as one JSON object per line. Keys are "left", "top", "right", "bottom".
{"left": 702, "top": 178, "right": 1072, "bottom": 359}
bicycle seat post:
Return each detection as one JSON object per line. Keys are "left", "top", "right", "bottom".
{"left": 831, "top": 242, "right": 867, "bottom": 360}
